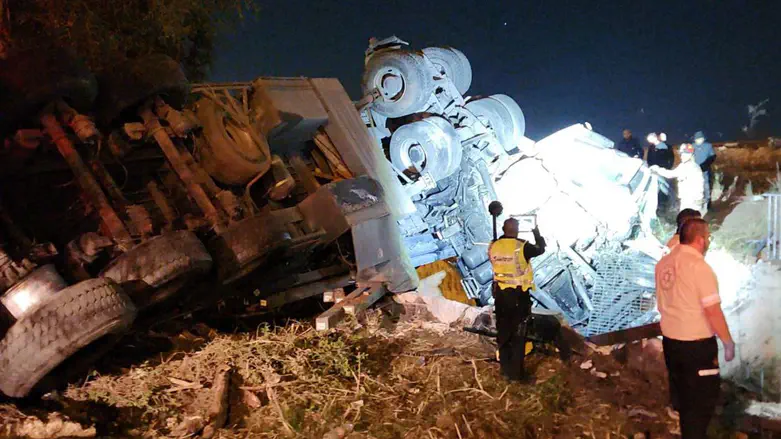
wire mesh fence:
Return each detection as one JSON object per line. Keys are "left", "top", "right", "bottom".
{"left": 585, "top": 250, "right": 658, "bottom": 336}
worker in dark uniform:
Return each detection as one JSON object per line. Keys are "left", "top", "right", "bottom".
{"left": 618, "top": 129, "right": 643, "bottom": 158}
{"left": 488, "top": 218, "right": 546, "bottom": 381}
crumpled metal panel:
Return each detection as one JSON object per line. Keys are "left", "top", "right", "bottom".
{"left": 298, "top": 175, "right": 389, "bottom": 245}
{"left": 352, "top": 214, "right": 419, "bottom": 292}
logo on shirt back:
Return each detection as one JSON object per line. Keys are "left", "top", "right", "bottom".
{"left": 659, "top": 263, "right": 676, "bottom": 291}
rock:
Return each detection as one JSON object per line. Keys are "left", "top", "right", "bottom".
{"left": 589, "top": 369, "right": 607, "bottom": 379}
{"left": 243, "top": 389, "right": 262, "bottom": 408}
{"left": 580, "top": 360, "right": 593, "bottom": 370}
{"left": 435, "top": 414, "right": 456, "bottom": 430}
{"left": 619, "top": 338, "right": 667, "bottom": 382}
{"left": 323, "top": 424, "right": 354, "bottom": 439}
{"left": 632, "top": 433, "right": 646, "bottom": 439}
{"left": 170, "top": 416, "right": 205, "bottom": 437}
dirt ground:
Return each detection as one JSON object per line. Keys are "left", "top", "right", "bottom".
{"left": 0, "top": 303, "right": 755, "bottom": 439}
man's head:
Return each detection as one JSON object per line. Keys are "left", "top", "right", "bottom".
{"left": 680, "top": 218, "right": 711, "bottom": 255}
{"left": 646, "top": 133, "right": 659, "bottom": 145}
{"left": 679, "top": 143, "right": 695, "bottom": 162}
{"left": 694, "top": 131, "right": 706, "bottom": 145}
{"left": 659, "top": 132, "right": 668, "bottom": 143}
{"left": 623, "top": 129, "right": 632, "bottom": 140}
{"left": 502, "top": 218, "right": 519, "bottom": 238}
{"left": 676, "top": 208, "right": 702, "bottom": 233}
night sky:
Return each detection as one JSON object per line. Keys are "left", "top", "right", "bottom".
{"left": 211, "top": 0, "right": 779, "bottom": 144}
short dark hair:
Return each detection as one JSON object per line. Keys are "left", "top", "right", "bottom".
{"left": 676, "top": 209, "right": 702, "bottom": 232}
{"left": 680, "top": 218, "right": 709, "bottom": 245}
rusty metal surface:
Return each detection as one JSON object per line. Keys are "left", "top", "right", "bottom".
{"left": 146, "top": 181, "right": 176, "bottom": 230}
{"left": 139, "top": 105, "right": 225, "bottom": 233}
{"left": 39, "top": 111, "right": 132, "bottom": 249}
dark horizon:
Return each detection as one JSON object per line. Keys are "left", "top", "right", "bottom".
{"left": 210, "top": 0, "right": 779, "bottom": 145}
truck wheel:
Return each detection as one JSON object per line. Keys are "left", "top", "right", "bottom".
{"left": 99, "top": 231, "right": 212, "bottom": 309}
{"left": 209, "top": 214, "right": 288, "bottom": 285}
{"left": 0, "top": 48, "right": 97, "bottom": 136}
{"left": 422, "top": 47, "right": 472, "bottom": 95}
{"left": 389, "top": 116, "right": 462, "bottom": 181}
{"left": 193, "top": 97, "right": 272, "bottom": 185}
{"left": 362, "top": 51, "right": 433, "bottom": 118}
{"left": 465, "top": 94, "right": 526, "bottom": 152}
{"left": 97, "top": 54, "right": 189, "bottom": 126}
{"left": 0, "top": 278, "right": 136, "bottom": 398}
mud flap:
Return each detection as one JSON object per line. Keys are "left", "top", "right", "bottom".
{"left": 351, "top": 214, "right": 418, "bottom": 292}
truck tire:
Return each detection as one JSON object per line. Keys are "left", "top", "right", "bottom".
{"left": 0, "top": 278, "right": 136, "bottom": 398}
{"left": 193, "top": 97, "right": 272, "bottom": 185}
{"left": 389, "top": 116, "right": 462, "bottom": 181}
{"left": 97, "top": 54, "right": 189, "bottom": 126}
{"left": 362, "top": 51, "right": 433, "bottom": 118}
{"left": 0, "top": 48, "right": 97, "bottom": 136}
{"left": 99, "top": 231, "right": 212, "bottom": 309}
{"left": 422, "top": 47, "right": 472, "bottom": 95}
{"left": 465, "top": 94, "right": 526, "bottom": 152}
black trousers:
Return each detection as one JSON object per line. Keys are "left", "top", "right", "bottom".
{"left": 494, "top": 284, "right": 532, "bottom": 381}
{"left": 663, "top": 336, "right": 720, "bottom": 439}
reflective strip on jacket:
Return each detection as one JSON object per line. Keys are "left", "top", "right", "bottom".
{"left": 488, "top": 238, "right": 535, "bottom": 291}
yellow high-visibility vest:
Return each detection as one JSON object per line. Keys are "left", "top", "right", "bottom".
{"left": 488, "top": 238, "right": 535, "bottom": 291}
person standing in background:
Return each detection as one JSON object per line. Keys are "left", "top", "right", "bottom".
{"left": 666, "top": 208, "right": 702, "bottom": 251}
{"left": 618, "top": 129, "right": 643, "bottom": 158}
{"left": 646, "top": 133, "right": 675, "bottom": 169}
{"left": 650, "top": 143, "right": 707, "bottom": 215}
{"left": 693, "top": 131, "right": 716, "bottom": 207}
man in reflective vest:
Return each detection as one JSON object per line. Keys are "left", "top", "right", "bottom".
{"left": 488, "top": 218, "right": 547, "bottom": 381}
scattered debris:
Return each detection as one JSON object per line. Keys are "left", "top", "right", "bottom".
{"left": 201, "top": 366, "right": 232, "bottom": 439}
{"left": 628, "top": 408, "right": 658, "bottom": 419}
{"left": 171, "top": 416, "right": 205, "bottom": 438}
{"left": 0, "top": 413, "right": 96, "bottom": 439}
{"left": 322, "top": 423, "right": 354, "bottom": 439}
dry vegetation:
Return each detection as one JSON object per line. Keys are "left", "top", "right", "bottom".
{"left": 0, "top": 307, "right": 707, "bottom": 438}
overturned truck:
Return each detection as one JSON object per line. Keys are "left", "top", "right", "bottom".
{"left": 358, "top": 36, "right": 666, "bottom": 335}
{"left": 0, "top": 49, "right": 416, "bottom": 397}
{"left": 0, "top": 37, "right": 665, "bottom": 397}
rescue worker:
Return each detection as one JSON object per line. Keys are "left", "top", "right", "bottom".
{"left": 693, "top": 131, "right": 716, "bottom": 207}
{"left": 650, "top": 143, "right": 707, "bottom": 215}
{"left": 655, "top": 218, "right": 735, "bottom": 438}
{"left": 618, "top": 129, "right": 643, "bottom": 158}
{"left": 488, "top": 218, "right": 546, "bottom": 381}
{"left": 665, "top": 208, "right": 702, "bottom": 251}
